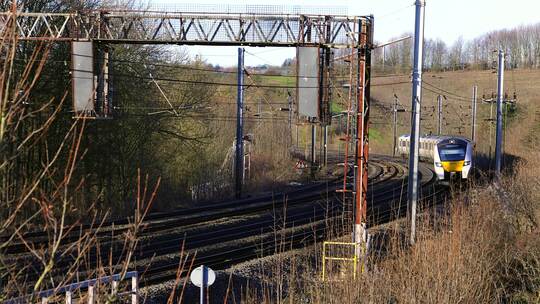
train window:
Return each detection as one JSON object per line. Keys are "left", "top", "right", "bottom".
{"left": 438, "top": 144, "right": 466, "bottom": 161}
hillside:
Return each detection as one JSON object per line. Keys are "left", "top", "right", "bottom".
{"left": 231, "top": 68, "right": 540, "bottom": 303}
{"left": 368, "top": 69, "right": 540, "bottom": 159}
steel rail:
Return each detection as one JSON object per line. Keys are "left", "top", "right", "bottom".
{"left": 1, "top": 154, "right": 385, "bottom": 253}
{"left": 6, "top": 159, "right": 445, "bottom": 293}
{"left": 6, "top": 161, "right": 403, "bottom": 287}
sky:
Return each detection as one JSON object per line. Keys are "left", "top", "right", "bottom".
{"left": 152, "top": 0, "right": 540, "bottom": 67}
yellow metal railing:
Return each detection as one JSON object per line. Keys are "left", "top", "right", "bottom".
{"left": 322, "top": 241, "right": 363, "bottom": 281}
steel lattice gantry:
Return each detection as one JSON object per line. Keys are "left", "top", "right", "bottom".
{"left": 0, "top": 10, "right": 372, "bottom": 47}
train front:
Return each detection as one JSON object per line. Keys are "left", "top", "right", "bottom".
{"left": 434, "top": 138, "right": 473, "bottom": 180}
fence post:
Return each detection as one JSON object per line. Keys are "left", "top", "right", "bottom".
{"left": 131, "top": 275, "right": 139, "bottom": 304}
{"left": 65, "top": 291, "right": 72, "bottom": 304}
{"left": 88, "top": 285, "right": 95, "bottom": 304}
{"left": 112, "top": 280, "right": 118, "bottom": 298}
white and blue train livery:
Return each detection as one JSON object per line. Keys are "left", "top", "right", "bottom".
{"left": 397, "top": 135, "right": 474, "bottom": 180}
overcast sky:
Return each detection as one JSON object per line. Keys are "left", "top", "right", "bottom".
{"left": 153, "top": 0, "right": 540, "bottom": 66}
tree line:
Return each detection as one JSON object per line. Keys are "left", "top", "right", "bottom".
{"left": 372, "top": 22, "right": 540, "bottom": 73}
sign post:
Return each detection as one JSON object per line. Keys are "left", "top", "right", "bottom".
{"left": 190, "top": 265, "right": 216, "bottom": 304}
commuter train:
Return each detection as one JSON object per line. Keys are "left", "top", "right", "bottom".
{"left": 397, "top": 135, "right": 473, "bottom": 180}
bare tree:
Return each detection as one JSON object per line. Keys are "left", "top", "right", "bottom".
{"left": 448, "top": 36, "right": 464, "bottom": 70}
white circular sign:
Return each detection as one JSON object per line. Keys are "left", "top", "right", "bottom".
{"left": 190, "top": 265, "right": 216, "bottom": 288}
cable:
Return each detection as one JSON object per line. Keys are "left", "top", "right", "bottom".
{"left": 377, "top": 3, "right": 414, "bottom": 19}
{"left": 17, "top": 54, "right": 410, "bottom": 80}
{"left": 422, "top": 80, "right": 470, "bottom": 101}
{"left": 421, "top": 85, "right": 470, "bottom": 104}
{"left": 70, "top": 67, "right": 411, "bottom": 89}
{"left": 373, "top": 81, "right": 410, "bottom": 87}
{"left": 244, "top": 50, "right": 278, "bottom": 66}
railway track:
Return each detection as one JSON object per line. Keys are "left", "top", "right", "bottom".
{"left": 138, "top": 158, "right": 442, "bottom": 285}
{"left": 1, "top": 156, "right": 384, "bottom": 255}
{"left": 4, "top": 156, "right": 444, "bottom": 291}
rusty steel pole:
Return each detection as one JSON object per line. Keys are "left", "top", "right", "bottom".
{"left": 354, "top": 33, "right": 371, "bottom": 257}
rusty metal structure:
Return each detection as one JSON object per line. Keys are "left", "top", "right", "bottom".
{"left": 0, "top": 7, "right": 374, "bottom": 251}
{"left": 0, "top": 10, "right": 367, "bottom": 47}
{"left": 333, "top": 19, "right": 372, "bottom": 251}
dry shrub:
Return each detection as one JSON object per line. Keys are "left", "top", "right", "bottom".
{"left": 371, "top": 199, "right": 506, "bottom": 303}
{"left": 0, "top": 7, "right": 162, "bottom": 301}
{"left": 300, "top": 196, "right": 505, "bottom": 304}
{"left": 238, "top": 163, "right": 540, "bottom": 303}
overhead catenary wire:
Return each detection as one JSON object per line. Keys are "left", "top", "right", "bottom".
{"left": 69, "top": 67, "right": 410, "bottom": 89}
{"left": 422, "top": 80, "right": 470, "bottom": 101}
{"left": 16, "top": 54, "right": 411, "bottom": 80}
{"left": 377, "top": 3, "right": 415, "bottom": 19}
{"left": 421, "top": 85, "right": 471, "bottom": 105}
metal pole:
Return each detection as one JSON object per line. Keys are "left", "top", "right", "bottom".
{"left": 503, "top": 102, "right": 508, "bottom": 166}
{"left": 408, "top": 0, "right": 426, "bottom": 246}
{"left": 353, "top": 19, "right": 372, "bottom": 258}
{"left": 235, "top": 48, "right": 245, "bottom": 199}
{"left": 287, "top": 92, "right": 293, "bottom": 132}
{"left": 324, "top": 125, "right": 328, "bottom": 166}
{"left": 319, "top": 125, "right": 323, "bottom": 165}
{"left": 495, "top": 50, "right": 504, "bottom": 178}
{"left": 393, "top": 96, "right": 398, "bottom": 157}
{"left": 200, "top": 265, "right": 208, "bottom": 304}
{"left": 471, "top": 86, "right": 477, "bottom": 142}
{"left": 437, "top": 95, "right": 442, "bottom": 135}
{"left": 311, "top": 124, "right": 316, "bottom": 172}
{"left": 296, "top": 124, "right": 299, "bottom": 148}
{"left": 258, "top": 98, "right": 261, "bottom": 125}
{"left": 338, "top": 114, "right": 342, "bottom": 156}
{"left": 382, "top": 46, "right": 385, "bottom": 72}
{"left": 103, "top": 47, "right": 110, "bottom": 116}
{"left": 489, "top": 101, "right": 493, "bottom": 168}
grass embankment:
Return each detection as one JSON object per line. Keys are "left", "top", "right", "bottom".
{"left": 233, "top": 69, "right": 540, "bottom": 303}
{"left": 367, "top": 69, "right": 540, "bottom": 156}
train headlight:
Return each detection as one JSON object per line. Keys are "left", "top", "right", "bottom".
{"left": 435, "top": 162, "right": 442, "bottom": 167}
{"left": 464, "top": 161, "right": 471, "bottom": 166}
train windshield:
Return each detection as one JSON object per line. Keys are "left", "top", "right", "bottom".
{"left": 438, "top": 144, "right": 466, "bottom": 161}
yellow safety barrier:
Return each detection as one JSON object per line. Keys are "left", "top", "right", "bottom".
{"left": 322, "top": 241, "right": 363, "bottom": 281}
